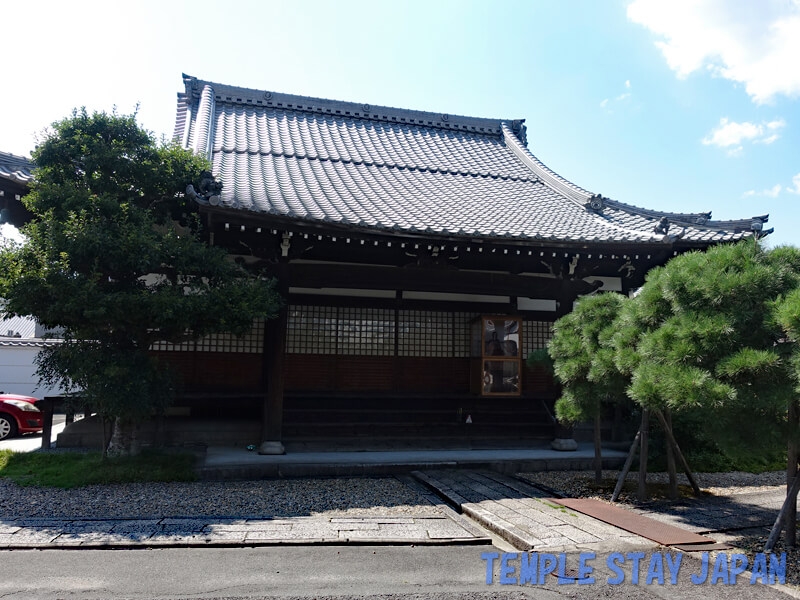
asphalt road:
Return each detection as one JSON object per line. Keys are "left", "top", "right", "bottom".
{"left": 0, "top": 413, "right": 67, "bottom": 452}
{"left": 0, "top": 545, "right": 795, "bottom": 600}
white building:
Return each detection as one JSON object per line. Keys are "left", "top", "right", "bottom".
{"left": 0, "top": 315, "right": 65, "bottom": 399}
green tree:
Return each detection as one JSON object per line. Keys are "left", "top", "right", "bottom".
{"left": 547, "top": 292, "right": 629, "bottom": 483}
{"left": 615, "top": 242, "right": 796, "bottom": 454}
{"left": 613, "top": 240, "right": 800, "bottom": 541}
{"left": 0, "top": 109, "right": 281, "bottom": 456}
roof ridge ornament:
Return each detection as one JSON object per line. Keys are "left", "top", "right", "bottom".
{"left": 751, "top": 215, "right": 773, "bottom": 238}
{"left": 694, "top": 212, "right": 712, "bottom": 225}
{"left": 585, "top": 194, "right": 605, "bottom": 212}
{"left": 510, "top": 120, "right": 527, "bottom": 146}
{"left": 653, "top": 217, "right": 670, "bottom": 235}
{"left": 186, "top": 170, "right": 223, "bottom": 206}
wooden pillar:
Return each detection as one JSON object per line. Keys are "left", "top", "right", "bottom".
{"left": 550, "top": 279, "right": 578, "bottom": 451}
{"left": 259, "top": 271, "right": 289, "bottom": 455}
{"left": 40, "top": 397, "right": 54, "bottom": 451}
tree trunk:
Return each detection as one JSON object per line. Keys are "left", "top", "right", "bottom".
{"left": 654, "top": 410, "right": 701, "bottom": 496}
{"left": 766, "top": 474, "right": 800, "bottom": 553}
{"left": 612, "top": 429, "right": 641, "bottom": 502}
{"left": 664, "top": 409, "right": 678, "bottom": 501}
{"left": 788, "top": 398, "right": 799, "bottom": 547}
{"left": 101, "top": 416, "right": 114, "bottom": 460}
{"left": 594, "top": 410, "right": 603, "bottom": 484}
{"left": 106, "top": 418, "right": 141, "bottom": 457}
{"left": 638, "top": 409, "right": 649, "bottom": 502}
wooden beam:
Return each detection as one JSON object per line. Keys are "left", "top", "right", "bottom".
{"left": 281, "top": 263, "right": 599, "bottom": 299}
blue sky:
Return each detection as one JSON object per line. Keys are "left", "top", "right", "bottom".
{"left": 2, "top": 0, "right": 798, "bottom": 246}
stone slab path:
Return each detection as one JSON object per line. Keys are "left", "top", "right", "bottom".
{"left": 412, "top": 469, "right": 653, "bottom": 552}
{"left": 0, "top": 477, "right": 490, "bottom": 549}
{"left": 0, "top": 513, "right": 488, "bottom": 549}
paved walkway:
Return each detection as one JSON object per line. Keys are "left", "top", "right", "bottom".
{"left": 412, "top": 469, "right": 653, "bottom": 552}
{"left": 0, "top": 475, "right": 489, "bottom": 549}
{"left": 0, "top": 514, "right": 489, "bottom": 548}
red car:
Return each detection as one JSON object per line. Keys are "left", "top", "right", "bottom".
{"left": 0, "top": 393, "right": 44, "bottom": 440}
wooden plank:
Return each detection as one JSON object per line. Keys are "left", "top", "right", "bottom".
{"left": 550, "top": 498, "right": 715, "bottom": 546}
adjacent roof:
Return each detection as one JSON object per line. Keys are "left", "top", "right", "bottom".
{"left": 0, "top": 151, "right": 34, "bottom": 185}
{"left": 175, "top": 75, "right": 768, "bottom": 245}
{"left": 0, "top": 338, "right": 61, "bottom": 348}
{"left": 0, "top": 315, "right": 36, "bottom": 338}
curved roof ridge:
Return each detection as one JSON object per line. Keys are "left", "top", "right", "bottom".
{"left": 500, "top": 125, "right": 765, "bottom": 235}
{"left": 501, "top": 126, "right": 668, "bottom": 242}
{"left": 602, "top": 197, "right": 765, "bottom": 230}
{"left": 192, "top": 84, "right": 216, "bottom": 160}
{"left": 181, "top": 74, "right": 508, "bottom": 136}
{"left": 501, "top": 124, "right": 593, "bottom": 204}
{"left": 602, "top": 197, "right": 712, "bottom": 221}
{"left": 173, "top": 92, "right": 192, "bottom": 147}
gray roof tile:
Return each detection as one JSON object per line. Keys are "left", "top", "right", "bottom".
{"left": 175, "top": 75, "right": 765, "bottom": 245}
{"left": 0, "top": 151, "right": 34, "bottom": 185}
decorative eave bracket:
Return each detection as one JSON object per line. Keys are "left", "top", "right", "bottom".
{"left": 186, "top": 170, "right": 223, "bottom": 206}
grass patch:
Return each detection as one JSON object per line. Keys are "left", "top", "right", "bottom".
{"left": 0, "top": 449, "right": 197, "bottom": 489}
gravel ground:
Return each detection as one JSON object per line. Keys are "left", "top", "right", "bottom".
{"left": 0, "top": 476, "right": 442, "bottom": 519}
{"left": 518, "top": 470, "right": 799, "bottom": 588}
{"left": 516, "top": 469, "right": 787, "bottom": 501}
{"left": 728, "top": 534, "right": 800, "bottom": 587}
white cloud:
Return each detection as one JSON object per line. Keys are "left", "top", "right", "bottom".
{"left": 756, "top": 134, "right": 780, "bottom": 145}
{"left": 702, "top": 117, "right": 786, "bottom": 152}
{"left": 602, "top": 81, "right": 633, "bottom": 111}
{"left": 788, "top": 173, "right": 800, "bottom": 195}
{"left": 727, "top": 146, "right": 744, "bottom": 158}
{"left": 703, "top": 118, "right": 762, "bottom": 147}
{"left": 743, "top": 184, "right": 782, "bottom": 198}
{"left": 0, "top": 224, "right": 25, "bottom": 247}
{"left": 628, "top": 0, "right": 800, "bottom": 104}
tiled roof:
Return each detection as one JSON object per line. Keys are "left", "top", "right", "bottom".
{"left": 0, "top": 338, "right": 61, "bottom": 348}
{"left": 175, "top": 75, "right": 767, "bottom": 245}
{"left": 0, "top": 315, "right": 36, "bottom": 338}
{"left": 0, "top": 151, "right": 34, "bottom": 185}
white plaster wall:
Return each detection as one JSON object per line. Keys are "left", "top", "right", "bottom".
{"left": 0, "top": 346, "right": 66, "bottom": 398}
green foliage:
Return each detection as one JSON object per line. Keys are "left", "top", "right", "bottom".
{"left": 526, "top": 348, "right": 554, "bottom": 373}
{"left": 0, "top": 109, "right": 282, "bottom": 427}
{"left": 548, "top": 292, "right": 629, "bottom": 424}
{"left": 615, "top": 240, "right": 800, "bottom": 457}
{"left": 0, "top": 449, "right": 196, "bottom": 488}
{"left": 645, "top": 407, "right": 786, "bottom": 474}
